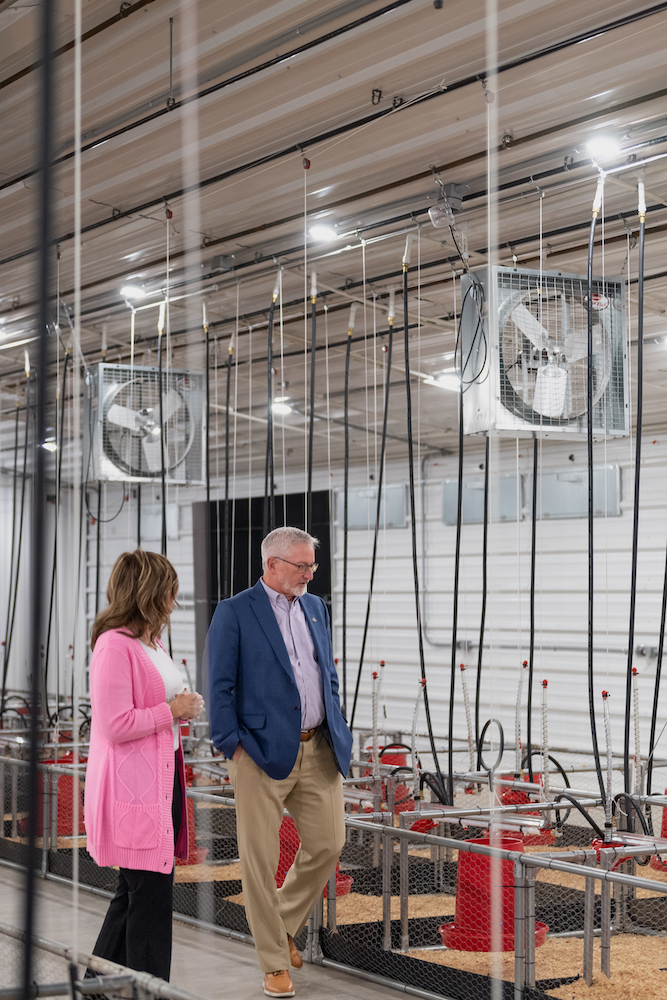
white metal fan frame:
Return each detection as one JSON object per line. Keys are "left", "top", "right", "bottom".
{"left": 102, "top": 372, "right": 196, "bottom": 479}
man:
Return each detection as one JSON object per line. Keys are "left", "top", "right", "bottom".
{"left": 206, "top": 526, "right": 352, "bottom": 998}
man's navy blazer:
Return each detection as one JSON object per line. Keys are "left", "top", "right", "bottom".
{"left": 206, "top": 580, "right": 353, "bottom": 780}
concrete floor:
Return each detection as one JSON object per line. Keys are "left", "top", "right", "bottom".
{"left": 0, "top": 865, "right": 398, "bottom": 1000}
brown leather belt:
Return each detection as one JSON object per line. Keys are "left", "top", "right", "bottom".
{"left": 300, "top": 727, "right": 319, "bottom": 742}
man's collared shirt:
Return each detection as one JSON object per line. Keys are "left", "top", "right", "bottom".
{"left": 260, "top": 579, "right": 326, "bottom": 729}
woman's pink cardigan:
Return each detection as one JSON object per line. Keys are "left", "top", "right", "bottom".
{"left": 84, "top": 628, "right": 188, "bottom": 872}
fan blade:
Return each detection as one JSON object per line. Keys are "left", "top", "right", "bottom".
{"left": 532, "top": 364, "right": 568, "bottom": 418}
{"left": 511, "top": 303, "right": 549, "bottom": 350}
{"left": 142, "top": 436, "right": 164, "bottom": 473}
{"left": 107, "top": 404, "right": 139, "bottom": 430}
{"left": 564, "top": 332, "right": 588, "bottom": 363}
{"left": 160, "top": 389, "right": 182, "bottom": 423}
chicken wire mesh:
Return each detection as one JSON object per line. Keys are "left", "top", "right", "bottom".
{"left": 2, "top": 740, "right": 667, "bottom": 1000}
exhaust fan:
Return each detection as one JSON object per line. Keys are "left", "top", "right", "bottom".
{"left": 84, "top": 363, "right": 206, "bottom": 484}
{"left": 459, "top": 266, "right": 628, "bottom": 438}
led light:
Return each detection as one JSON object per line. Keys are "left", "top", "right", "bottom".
{"left": 586, "top": 136, "right": 621, "bottom": 161}
{"left": 425, "top": 369, "right": 460, "bottom": 392}
{"left": 120, "top": 285, "right": 146, "bottom": 300}
{"left": 42, "top": 438, "right": 57, "bottom": 452}
{"left": 309, "top": 224, "right": 337, "bottom": 242}
{"left": 274, "top": 395, "right": 291, "bottom": 403}
{"left": 272, "top": 402, "right": 292, "bottom": 415}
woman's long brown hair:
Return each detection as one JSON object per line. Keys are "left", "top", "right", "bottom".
{"left": 91, "top": 550, "right": 178, "bottom": 649}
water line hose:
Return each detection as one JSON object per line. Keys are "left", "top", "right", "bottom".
{"left": 401, "top": 239, "right": 447, "bottom": 803}
{"left": 541, "top": 679, "right": 550, "bottom": 802}
{"left": 262, "top": 279, "right": 279, "bottom": 536}
{"left": 624, "top": 180, "right": 646, "bottom": 794}
{"left": 342, "top": 301, "right": 357, "bottom": 721}
{"left": 475, "top": 435, "right": 490, "bottom": 768}
{"left": 527, "top": 435, "right": 538, "bottom": 782}
{"left": 587, "top": 176, "right": 607, "bottom": 803}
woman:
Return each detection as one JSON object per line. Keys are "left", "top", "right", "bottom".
{"left": 84, "top": 549, "right": 204, "bottom": 981}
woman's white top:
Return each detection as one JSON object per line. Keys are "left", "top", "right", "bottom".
{"left": 140, "top": 640, "right": 182, "bottom": 750}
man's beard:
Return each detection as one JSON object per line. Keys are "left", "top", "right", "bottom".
{"left": 278, "top": 573, "right": 308, "bottom": 599}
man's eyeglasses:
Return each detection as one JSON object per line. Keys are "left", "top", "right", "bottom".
{"left": 274, "top": 556, "right": 319, "bottom": 574}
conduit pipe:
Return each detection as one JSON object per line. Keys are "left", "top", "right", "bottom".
{"left": 7, "top": 1, "right": 667, "bottom": 258}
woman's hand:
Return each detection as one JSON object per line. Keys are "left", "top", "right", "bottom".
{"left": 169, "top": 689, "right": 204, "bottom": 720}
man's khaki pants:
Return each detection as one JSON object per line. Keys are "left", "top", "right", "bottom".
{"left": 227, "top": 730, "right": 345, "bottom": 973}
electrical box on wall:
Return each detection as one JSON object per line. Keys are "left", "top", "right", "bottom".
{"left": 459, "top": 266, "right": 629, "bottom": 440}
{"left": 84, "top": 363, "right": 206, "bottom": 484}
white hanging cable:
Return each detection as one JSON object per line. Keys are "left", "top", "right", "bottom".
{"left": 303, "top": 162, "right": 309, "bottom": 510}
{"left": 247, "top": 325, "right": 253, "bottom": 588}
{"left": 541, "top": 679, "right": 550, "bottom": 802}
{"left": 230, "top": 282, "right": 240, "bottom": 596}
{"left": 412, "top": 679, "right": 426, "bottom": 803}
{"left": 632, "top": 667, "right": 642, "bottom": 795}
{"left": 371, "top": 665, "right": 382, "bottom": 783}
{"left": 324, "top": 304, "right": 331, "bottom": 486}
{"left": 279, "top": 269, "right": 287, "bottom": 524}
{"left": 71, "top": 0, "right": 83, "bottom": 964}
{"left": 515, "top": 660, "right": 527, "bottom": 777}
{"left": 459, "top": 664, "right": 476, "bottom": 777}
{"left": 602, "top": 690, "right": 613, "bottom": 839}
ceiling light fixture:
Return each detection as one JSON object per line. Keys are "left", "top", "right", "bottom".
{"left": 274, "top": 395, "right": 291, "bottom": 403}
{"left": 42, "top": 437, "right": 57, "bottom": 452}
{"left": 120, "top": 284, "right": 146, "bottom": 300}
{"left": 309, "top": 224, "right": 337, "bottom": 242}
{"left": 272, "top": 402, "right": 292, "bottom": 415}
{"left": 586, "top": 136, "right": 621, "bottom": 161}
{"left": 425, "top": 369, "right": 460, "bottom": 392}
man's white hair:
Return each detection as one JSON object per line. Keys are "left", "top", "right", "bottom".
{"left": 261, "top": 526, "right": 319, "bottom": 570}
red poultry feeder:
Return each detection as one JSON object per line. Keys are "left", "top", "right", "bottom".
{"left": 439, "top": 836, "right": 548, "bottom": 952}
{"left": 650, "top": 789, "right": 667, "bottom": 872}
{"left": 19, "top": 751, "right": 86, "bottom": 838}
{"left": 175, "top": 764, "right": 209, "bottom": 866}
{"left": 276, "top": 817, "right": 353, "bottom": 896}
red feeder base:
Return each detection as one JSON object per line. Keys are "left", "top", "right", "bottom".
{"left": 439, "top": 919, "right": 548, "bottom": 952}
{"left": 439, "top": 835, "right": 548, "bottom": 952}
{"left": 650, "top": 789, "right": 667, "bottom": 871}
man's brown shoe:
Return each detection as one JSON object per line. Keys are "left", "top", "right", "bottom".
{"left": 287, "top": 935, "right": 303, "bottom": 969}
{"left": 263, "top": 971, "right": 295, "bottom": 998}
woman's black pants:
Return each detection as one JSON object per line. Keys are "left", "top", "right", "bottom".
{"left": 90, "top": 752, "right": 183, "bottom": 981}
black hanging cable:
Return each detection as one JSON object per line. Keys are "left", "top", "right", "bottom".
{"left": 448, "top": 382, "right": 465, "bottom": 805}
{"left": 624, "top": 183, "right": 646, "bottom": 795}
{"left": 587, "top": 175, "right": 606, "bottom": 803}
{"left": 0, "top": 400, "right": 22, "bottom": 717}
{"left": 137, "top": 482, "right": 141, "bottom": 546}
{"left": 224, "top": 336, "right": 233, "bottom": 598}
{"left": 526, "top": 435, "right": 538, "bottom": 782}
{"left": 401, "top": 239, "right": 448, "bottom": 803}
{"left": 24, "top": 0, "right": 53, "bottom": 987}
{"left": 350, "top": 299, "right": 392, "bottom": 729}
{"left": 203, "top": 305, "right": 211, "bottom": 610}
{"left": 263, "top": 281, "right": 278, "bottom": 537}
{"left": 307, "top": 271, "right": 317, "bottom": 532}
{"left": 342, "top": 304, "right": 355, "bottom": 719}
{"left": 157, "top": 303, "right": 167, "bottom": 556}
{"left": 44, "top": 351, "right": 70, "bottom": 693}
{"left": 475, "top": 435, "right": 490, "bottom": 768}
{"left": 646, "top": 523, "right": 667, "bottom": 833}
{"left": 6, "top": 380, "right": 31, "bottom": 673}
